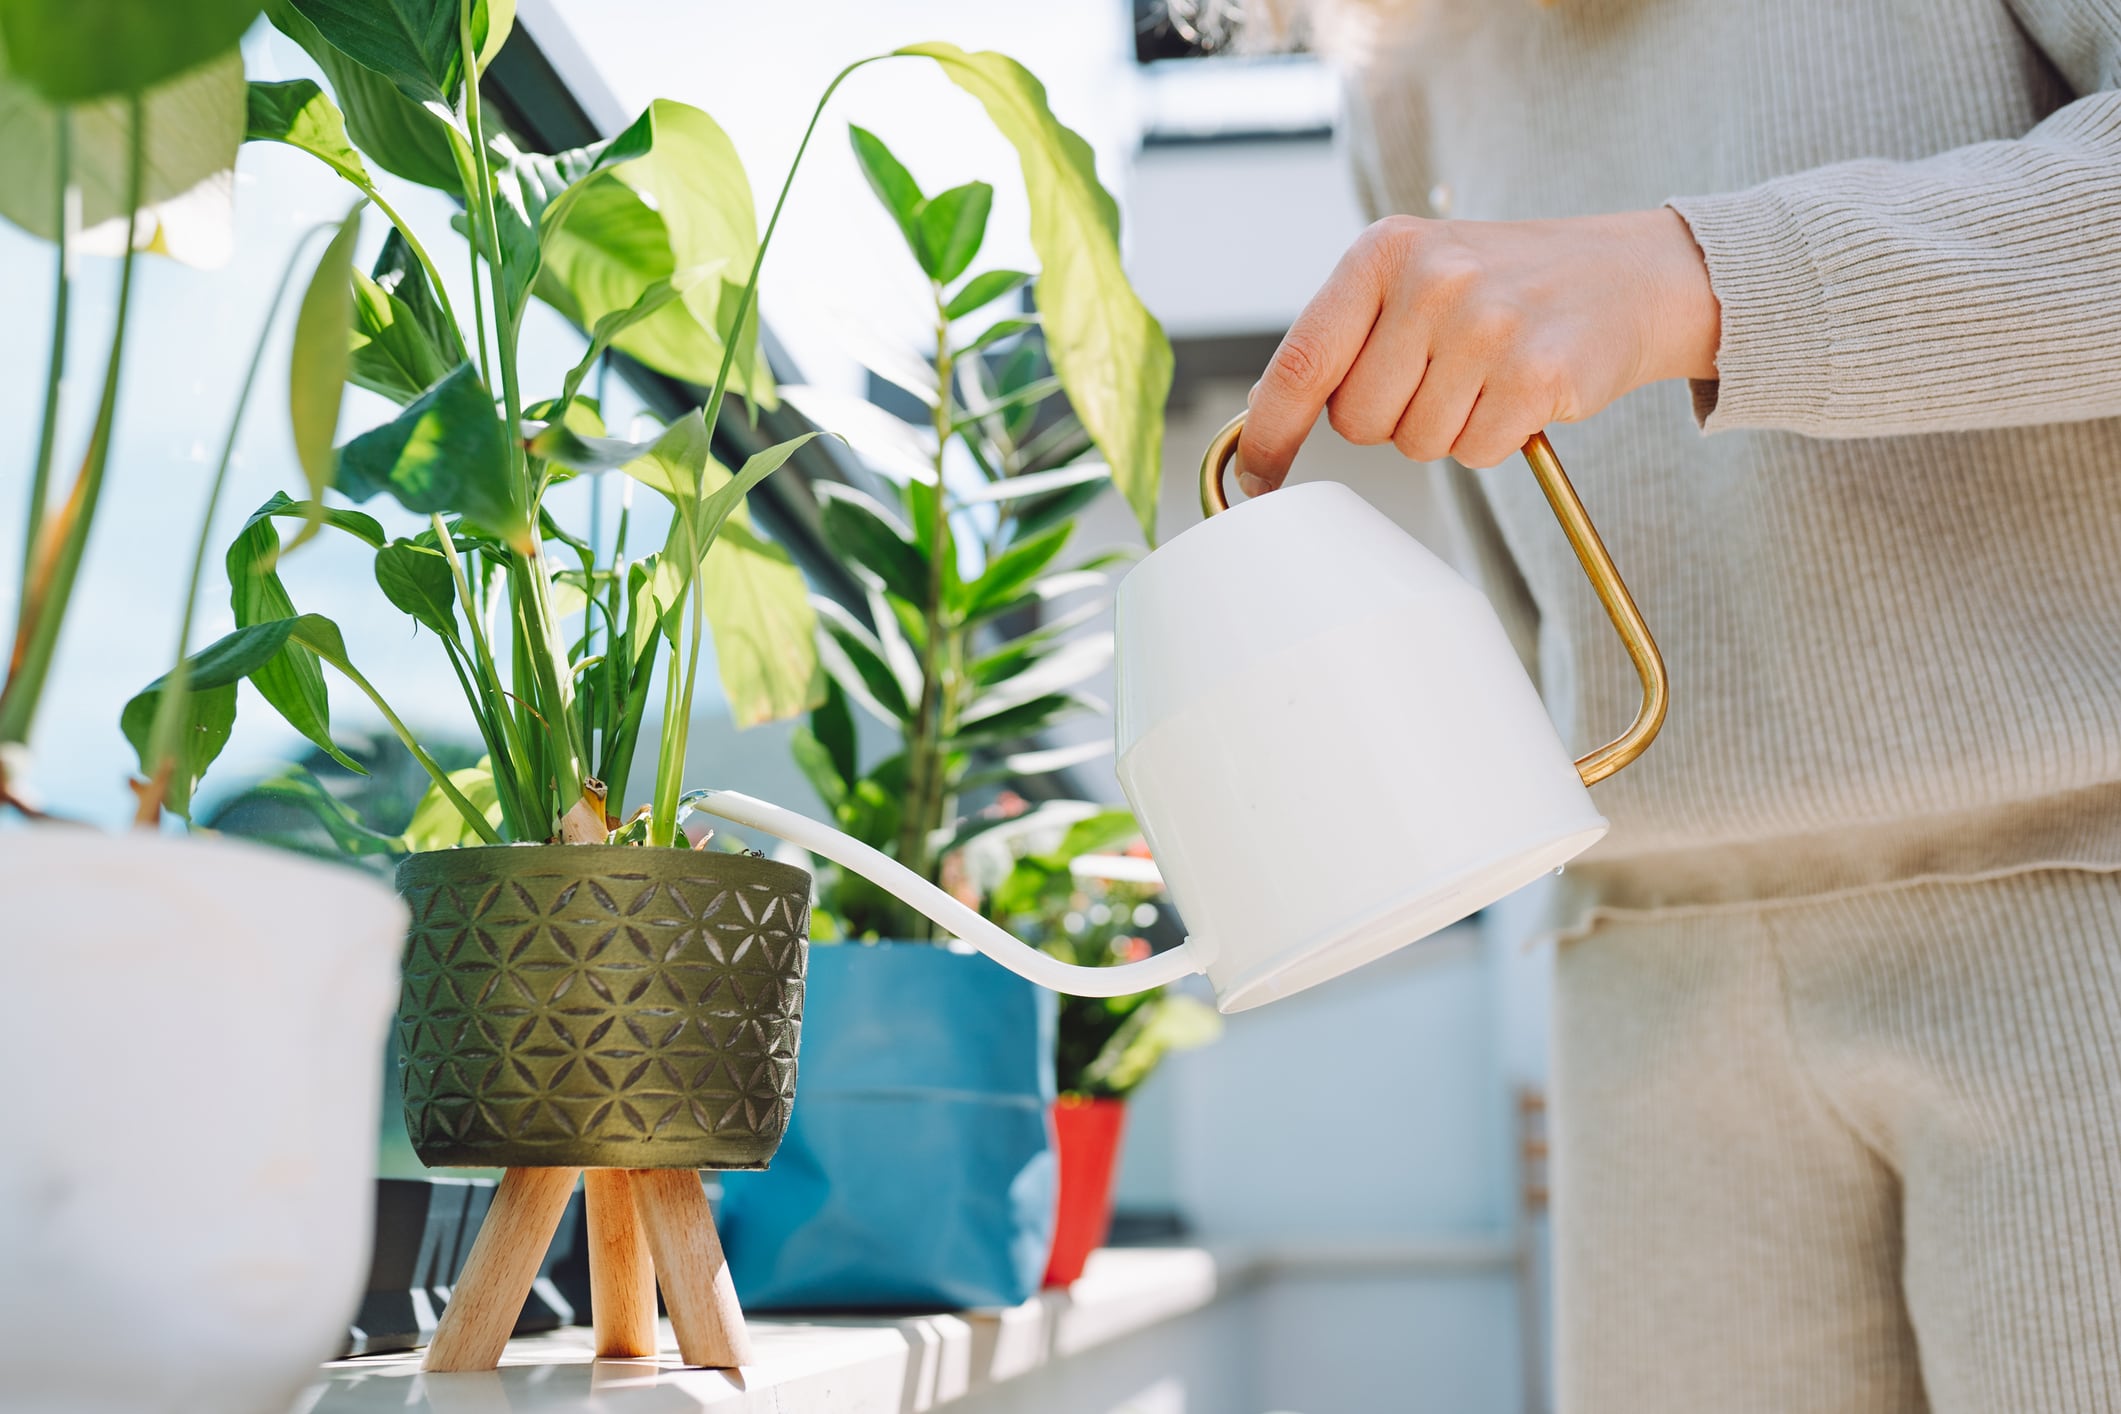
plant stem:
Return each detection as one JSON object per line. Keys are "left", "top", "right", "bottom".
{"left": 0, "top": 95, "right": 145, "bottom": 750}
{"left": 322, "top": 650, "right": 502, "bottom": 845}
{"left": 143, "top": 225, "right": 331, "bottom": 797}
{"left": 431, "top": 512, "right": 536, "bottom": 828}
{"left": 894, "top": 288, "right": 959, "bottom": 934}
{"left": 23, "top": 108, "right": 72, "bottom": 607}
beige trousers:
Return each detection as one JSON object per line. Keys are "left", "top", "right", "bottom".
{"left": 1553, "top": 869, "right": 2121, "bottom": 1414}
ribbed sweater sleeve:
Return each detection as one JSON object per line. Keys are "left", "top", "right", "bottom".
{"left": 1668, "top": 4, "right": 2121, "bottom": 437}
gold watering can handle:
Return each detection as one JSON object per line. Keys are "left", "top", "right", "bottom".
{"left": 1198, "top": 411, "right": 1669, "bottom": 787}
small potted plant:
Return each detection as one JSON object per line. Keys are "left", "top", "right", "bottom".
{"left": 0, "top": 6, "right": 409, "bottom": 1410}
{"left": 716, "top": 113, "right": 1171, "bottom": 1310}
{"left": 973, "top": 813, "right": 1222, "bottom": 1286}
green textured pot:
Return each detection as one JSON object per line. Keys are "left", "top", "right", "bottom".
{"left": 394, "top": 844, "right": 810, "bottom": 1170}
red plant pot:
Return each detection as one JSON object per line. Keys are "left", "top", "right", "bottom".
{"left": 1043, "top": 1096, "right": 1128, "bottom": 1287}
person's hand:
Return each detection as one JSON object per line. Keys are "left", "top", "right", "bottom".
{"left": 1234, "top": 208, "right": 1720, "bottom": 493}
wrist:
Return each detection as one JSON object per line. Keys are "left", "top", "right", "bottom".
{"left": 1642, "top": 206, "right": 1721, "bottom": 384}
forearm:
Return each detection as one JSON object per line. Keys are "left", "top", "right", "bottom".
{"left": 1672, "top": 88, "right": 2121, "bottom": 438}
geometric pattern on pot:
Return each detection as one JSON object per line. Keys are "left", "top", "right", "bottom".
{"left": 395, "top": 845, "right": 811, "bottom": 1170}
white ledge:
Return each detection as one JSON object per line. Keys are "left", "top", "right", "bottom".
{"left": 299, "top": 1247, "right": 1224, "bottom": 1414}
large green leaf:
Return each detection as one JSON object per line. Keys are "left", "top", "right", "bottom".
{"left": 334, "top": 361, "right": 525, "bottom": 548}
{"left": 244, "top": 77, "right": 367, "bottom": 186}
{"left": 899, "top": 42, "right": 1170, "bottom": 541}
{"left": 287, "top": 203, "right": 361, "bottom": 548}
{"left": 486, "top": 109, "right": 654, "bottom": 329}
{"left": 403, "top": 761, "right": 501, "bottom": 850}
{"left": 347, "top": 227, "right": 464, "bottom": 403}
{"left": 0, "top": 45, "right": 244, "bottom": 266}
{"left": 266, "top": 0, "right": 460, "bottom": 194}
{"left": 374, "top": 538, "right": 458, "bottom": 639}
{"left": 225, "top": 498, "right": 364, "bottom": 773}
{"left": 121, "top": 618, "right": 299, "bottom": 818}
{"left": 0, "top": 0, "right": 261, "bottom": 103}
{"left": 285, "top": 0, "right": 460, "bottom": 106}
{"left": 532, "top": 99, "right": 771, "bottom": 401}
{"left": 703, "top": 521, "right": 823, "bottom": 729}
{"left": 349, "top": 269, "right": 447, "bottom": 404}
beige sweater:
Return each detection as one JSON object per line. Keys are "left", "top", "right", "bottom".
{"left": 1333, "top": 0, "right": 2121, "bottom": 928}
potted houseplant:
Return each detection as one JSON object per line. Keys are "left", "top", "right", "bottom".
{"left": 0, "top": 6, "right": 409, "bottom": 1412}
{"left": 715, "top": 119, "right": 1171, "bottom": 1310}
{"left": 138, "top": 0, "right": 830, "bottom": 1178}
{"left": 972, "top": 812, "right": 1221, "bottom": 1286}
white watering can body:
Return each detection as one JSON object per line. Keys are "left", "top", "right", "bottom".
{"left": 701, "top": 413, "right": 1666, "bottom": 1014}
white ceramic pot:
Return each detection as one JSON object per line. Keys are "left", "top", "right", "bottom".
{"left": 0, "top": 829, "right": 408, "bottom": 1414}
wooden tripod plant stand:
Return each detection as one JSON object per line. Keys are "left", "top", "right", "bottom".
{"left": 423, "top": 1167, "right": 754, "bottom": 1372}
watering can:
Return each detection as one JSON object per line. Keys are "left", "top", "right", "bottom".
{"left": 700, "top": 411, "right": 1667, "bottom": 1013}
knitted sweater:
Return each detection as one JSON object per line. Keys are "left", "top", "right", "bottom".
{"left": 1333, "top": 0, "right": 2121, "bottom": 927}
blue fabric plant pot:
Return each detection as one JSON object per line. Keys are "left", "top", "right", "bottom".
{"left": 717, "top": 941, "right": 1058, "bottom": 1311}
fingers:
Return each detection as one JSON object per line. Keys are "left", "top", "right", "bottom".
{"left": 1451, "top": 380, "right": 1549, "bottom": 469}
{"left": 1327, "top": 304, "right": 1429, "bottom": 448}
{"left": 1236, "top": 228, "right": 1397, "bottom": 494}
{"left": 1391, "top": 349, "right": 1482, "bottom": 463}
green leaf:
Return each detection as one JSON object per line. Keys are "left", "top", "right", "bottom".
{"left": 402, "top": 762, "right": 502, "bottom": 851}
{"left": 334, "top": 362, "right": 526, "bottom": 549}
{"left": 266, "top": 0, "right": 460, "bottom": 194}
{"left": 487, "top": 107, "right": 656, "bottom": 330}
{"left": 472, "top": 0, "right": 512, "bottom": 70}
{"left": 286, "top": 0, "right": 461, "bottom": 106}
{"left": 226, "top": 500, "right": 365, "bottom": 773}
{"left": 956, "top": 316, "right": 1038, "bottom": 357}
{"left": 1083, "top": 993, "right": 1222, "bottom": 1097}
{"left": 244, "top": 77, "right": 368, "bottom": 186}
{"left": 241, "top": 765, "right": 411, "bottom": 857}
{"left": 286, "top": 202, "right": 362, "bottom": 550}
{"left": 958, "top": 520, "right": 1072, "bottom": 620}
{"left": 121, "top": 618, "right": 299, "bottom": 817}
{"left": 790, "top": 726, "right": 845, "bottom": 811}
{"left": 374, "top": 229, "right": 461, "bottom": 357}
{"left": 0, "top": 0, "right": 261, "bottom": 103}
{"left": 813, "top": 677, "right": 858, "bottom": 792}
{"left": 952, "top": 460, "right": 1107, "bottom": 506}
{"left": 694, "top": 432, "right": 821, "bottom": 552}
{"left": 241, "top": 488, "right": 386, "bottom": 546}
{"left": 848, "top": 123, "right": 926, "bottom": 266}
{"left": 955, "top": 690, "right": 1088, "bottom": 746}
{"left": 541, "top": 98, "right": 771, "bottom": 401}
{"left": 814, "top": 598, "right": 912, "bottom": 723}
{"left": 899, "top": 42, "right": 1171, "bottom": 541}
{"left": 702, "top": 521, "right": 823, "bottom": 729}
{"left": 374, "top": 539, "right": 458, "bottom": 639}
{"left": 614, "top": 406, "right": 712, "bottom": 504}
{"left": 0, "top": 46, "right": 245, "bottom": 266}
{"left": 944, "top": 268, "right": 1031, "bottom": 322}
{"left": 816, "top": 483, "right": 927, "bottom": 607}
{"left": 121, "top": 685, "right": 235, "bottom": 820}
{"left": 1008, "top": 470, "right": 1112, "bottom": 542}
{"left": 1042, "top": 808, "right": 1142, "bottom": 868}
{"left": 916, "top": 180, "right": 991, "bottom": 285}
{"left": 349, "top": 268, "right": 451, "bottom": 405}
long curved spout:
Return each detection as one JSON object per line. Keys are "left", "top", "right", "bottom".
{"left": 695, "top": 790, "right": 1206, "bottom": 998}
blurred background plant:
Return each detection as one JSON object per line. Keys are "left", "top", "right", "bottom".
{"left": 959, "top": 795, "right": 1220, "bottom": 1097}
{"left": 789, "top": 122, "right": 1168, "bottom": 942}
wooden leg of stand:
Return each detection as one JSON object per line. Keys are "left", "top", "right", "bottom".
{"left": 424, "top": 1167, "right": 582, "bottom": 1372}
{"left": 629, "top": 1170, "right": 755, "bottom": 1368}
{"left": 584, "top": 1169, "right": 659, "bottom": 1358}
